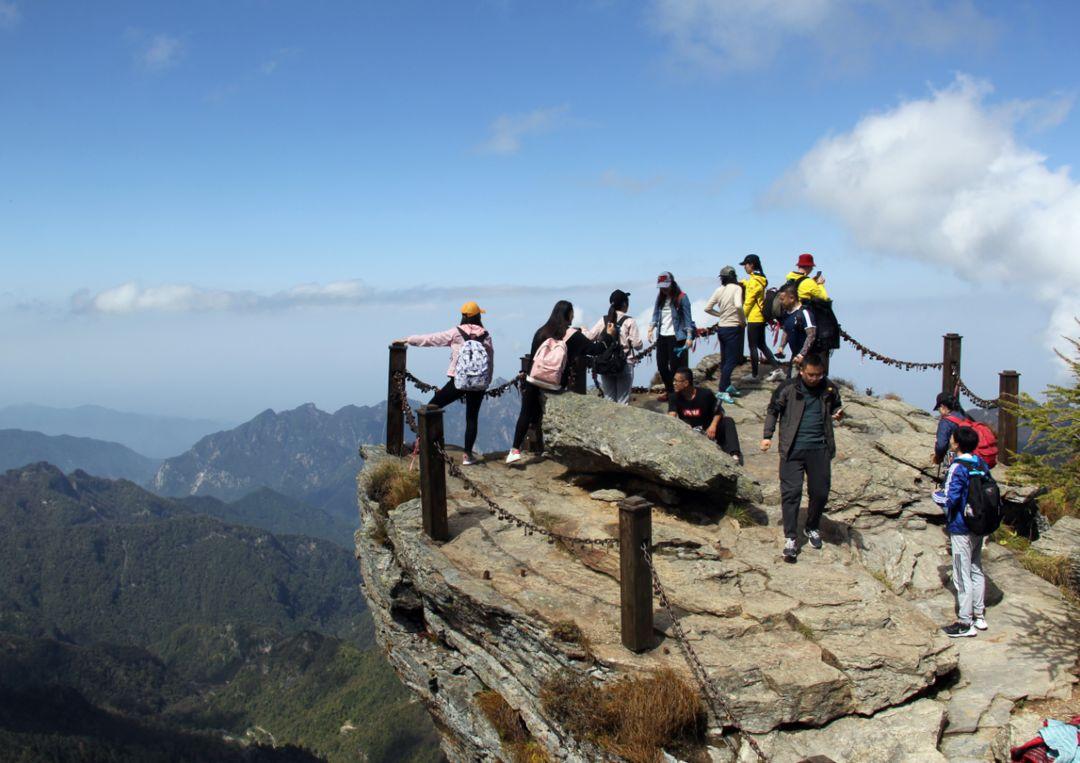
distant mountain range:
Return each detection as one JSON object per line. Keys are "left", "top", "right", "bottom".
{"left": 0, "top": 428, "right": 161, "bottom": 483}
{"left": 151, "top": 387, "right": 521, "bottom": 521}
{"left": 0, "top": 404, "right": 231, "bottom": 459}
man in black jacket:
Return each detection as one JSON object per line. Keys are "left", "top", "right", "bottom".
{"left": 761, "top": 354, "right": 844, "bottom": 562}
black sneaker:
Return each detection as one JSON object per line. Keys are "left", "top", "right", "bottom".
{"left": 806, "top": 529, "right": 822, "bottom": 549}
{"left": 782, "top": 538, "right": 798, "bottom": 563}
{"left": 942, "top": 621, "right": 977, "bottom": 638}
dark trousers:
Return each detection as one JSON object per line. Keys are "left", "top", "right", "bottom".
{"left": 431, "top": 379, "right": 484, "bottom": 454}
{"left": 747, "top": 322, "right": 778, "bottom": 377}
{"left": 511, "top": 382, "right": 543, "bottom": 450}
{"left": 656, "top": 335, "right": 680, "bottom": 396}
{"left": 779, "top": 448, "right": 832, "bottom": 539}
{"left": 717, "top": 326, "right": 741, "bottom": 392}
{"left": 715, "top": 416, "right": 742, "bottom": 460}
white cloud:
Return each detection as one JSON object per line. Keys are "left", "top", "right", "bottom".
{"left": 597, "top": 169, "right": 665, "bottom": 194}
{"left": 778, "top": 74, "right": 1080, "bottom": 365}
{"left": 126, "top": 29, "right": 184, "bottom": 71}
{"left": 69, "top": 279, "right": 599, "bottom": 316}
{"left": 0, "top": 1, "right": 19, "bottom": 29}
{"left": 478, "top": 105, "right": 572, "bottom": 155}
{"left": 649, "top": 0, "right": 995, "bottom": 73}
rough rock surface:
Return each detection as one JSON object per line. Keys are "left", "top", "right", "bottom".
{"left": 542, "top": 391, "right": 762, "bottom": 503}
{"left": 357, "top": 360, "right": 1078, "bottom": 762}
{"left": 1033, "top": 516, "right": 1080, "bottom": 559}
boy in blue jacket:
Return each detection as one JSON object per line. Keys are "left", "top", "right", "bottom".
{"left": 933, "top": 426, "right": 990, "bottom": 637}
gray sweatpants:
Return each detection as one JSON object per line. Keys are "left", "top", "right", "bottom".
{"left": 599, "top": 365, "right": 635, "bottom": 405}
{"left": 951, "top": 533, "right": 985, "bottom": 624}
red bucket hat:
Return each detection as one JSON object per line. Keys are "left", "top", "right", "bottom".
{"left": 796, "top": 253, "right": 816, "bottom": 269}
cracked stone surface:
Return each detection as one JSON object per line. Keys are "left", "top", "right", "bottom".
{"left": 357, "top": 361, "right": 1078, "bottom": 762}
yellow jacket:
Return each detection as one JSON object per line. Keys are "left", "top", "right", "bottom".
{"left": 742, "top": 274, "right": 768, "bottom": 323}
{"left": 785, "top": 271, "right": 829, "bottom": 301}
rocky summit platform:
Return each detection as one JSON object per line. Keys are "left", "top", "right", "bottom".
{"left": 356, "top": 357, "right": 1078, "bottom": 763}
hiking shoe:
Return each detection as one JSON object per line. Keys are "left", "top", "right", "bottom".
{"left": 766, "top": 369, "right": 785, "bottom": 382}
{"left": 806, "top": 529, "right": 822, "bottom": 549}
{"left": 942, "top": 621, "right": 977, "bottom": 638}
{"left": 505, "top": 449, "right": 523, "bottom": 464}
{"left": 725, "top": 384, "right": 742, "bottom": 398}
{"left": 718, "top": 392, "right": 735, "bottom": 404}
{"left": 462, "top": 452, "right": 478, "bottom": 466}
{"left": 782, "top": 538, "right": 798, "bottom": 563}
{"left": 973, "top": 617, "right": 988, "bottom": 631}
{"left": 731, "top": 452, "right": 743, "bottom": 467}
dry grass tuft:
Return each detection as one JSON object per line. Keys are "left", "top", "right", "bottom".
{"left": 541, "top": 668, "right": 704, "bottom": 763}
{"left": 1020, "top": 550, "right": 1075, "bottom": 590}
{"left": 476, "top": 691, "right": 549, "bottom": 763}
{"left": 883, "top": 392, "right": 903, "bottom": 401}
{"left": 724, "top": 504, "right": 763, "bottom": 527}
{"left": 365, "top": 460, "right": 420, "bottom": 515}
{"left": 550, "top": 620, "right": 585, "bottom": 644}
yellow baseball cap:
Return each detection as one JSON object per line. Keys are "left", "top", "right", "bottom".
{"left": 460, "top": 301, "right": 486, "bottom": 317}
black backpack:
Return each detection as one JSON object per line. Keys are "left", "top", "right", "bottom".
{"left": 762, "top": 286, "right": 783, "bottom": 323}
{"left": 592, "top": 316, "right": 630, "bottom": 376}
{"left": 791, "top": 276, "right": 841, "bottom": 351}
{"left": 965, "top": 465, "right": 1003, "bottom": 536}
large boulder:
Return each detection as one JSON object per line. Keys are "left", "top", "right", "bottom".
{"left": 541, "top": 392, "right": 762, "bottom": 503}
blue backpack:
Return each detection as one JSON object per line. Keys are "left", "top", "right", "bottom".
{"left": 454, "top": 329, "right": 491, "bottom": 391}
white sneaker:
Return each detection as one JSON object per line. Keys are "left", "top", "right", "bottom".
{"left": 973, "top": 617, "right": 988, "bottom": 631}
{"left": 505, "top": 449, "right": 523, "bottom": 464}
{"left": 462, "top": 452, "right": 478, "bottom": 466}
{"left": 766, "top": 369, "right": 785, "bottom": 382}
{"left": 782, "top": 537, "right": 798, "bottom": 562}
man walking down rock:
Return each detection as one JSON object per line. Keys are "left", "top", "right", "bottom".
{"left": 761, "top": 354, "right": 844, "bottom": 562}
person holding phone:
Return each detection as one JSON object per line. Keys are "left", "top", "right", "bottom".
{"left": 785, "top": 253, "right": 829, "bottom": 302}
{"left": 761, "top": 353, "right": 844, "bottom": 563}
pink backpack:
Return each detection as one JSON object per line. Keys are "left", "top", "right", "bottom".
{"left": 527, "top": 329, "right": 577, "bottom": 391}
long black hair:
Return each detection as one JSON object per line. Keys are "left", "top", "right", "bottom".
{"left": 606, "top": 292, "right": 629, "bottom": 327}
{"left": 460, "top": 313, "right": 484, "bottom": 327}
{"left": 653, "top": 277, "right": 682, "bottom": 312}
{"left": 538, "top": 300, "right": 574, "bottom": 342}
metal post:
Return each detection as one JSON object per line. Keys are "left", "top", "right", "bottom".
{"left": 571, "top": 354, "right": 588, "bottom": 394}
{"left": 417, "top": 405, "right": 448, "bottom": 541}
{"left": 387, "top": 342, "right": 407, "bottom": 455}
{"left": 619, "top": 496, "right": 653, "bottom": 652}
{"left": 942, "top": 333, "right": 962, "bottom": 397}
{"left": 998, "top": 370, "right": 1020, "bottom": 466}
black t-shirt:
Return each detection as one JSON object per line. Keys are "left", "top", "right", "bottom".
{"left": 673, "top": 387, "right": 721, "bottom": 430}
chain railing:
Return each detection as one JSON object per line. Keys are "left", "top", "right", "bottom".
{"left": 403, "top": 370, "right": 524, "bottom": 399}
{"left": 642, "top": 543, "right": 769, "bottom": 762}
{"left": 956, "top": 378, "right": 999, "bottom": 409}
{"left": 839, "top": 329, "right": 943, "bottom": 372}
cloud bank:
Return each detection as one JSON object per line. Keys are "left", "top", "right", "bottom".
{"left": 779, "top": 74, "right": 1080, "bottom": 360}
{"left": 69, "top": 280, "right": 599, "bottom": 316}
{"left": 650, "top": 0, "right": 995, "bottom": 73}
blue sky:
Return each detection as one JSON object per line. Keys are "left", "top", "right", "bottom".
{"left": 2, "top": 1, "right": 1078, "bottom": 421}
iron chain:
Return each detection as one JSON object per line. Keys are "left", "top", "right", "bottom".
{"left": 840, "top": 329, "right": 943, "bottom": 372}
{"left": 404, "top": 371, "right": 525, "bottom": 399}
{"left": 641, "top": 542, "right": 770, "bottom": 763}
{"left": 956, "top": 378, "right": 999, "bottom": 409}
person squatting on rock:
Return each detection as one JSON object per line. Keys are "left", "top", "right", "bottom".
{"left": 668, "top": 367, "right": 743, "bottom": 465}
{"left": 583, "top": 289, "right": 644, "bottom": 405}
{"left": 506, "top": 300, "right": 610, "bottom": 464}
{"left": 647, "top": 272, "right": 696, "bottom": 403}
{"left": 739, "top": 254, "right": 780, "bottom": 380}
{"left": 761, "top": 354, "right": 844, "bottom": 562}
{"left": 934, "top": 426, "right": 990, "bottom": 638}
{"left": 704, "top": 266, "right": 745, "bottom": 404}
{"left": 397, "top": 301, "right": 494, "bottom": 466}
{"left": 776, "top": 281, "right": 817, "bottom": 380}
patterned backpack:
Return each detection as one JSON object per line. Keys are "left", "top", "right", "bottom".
{"left": 454, "top": 329, "right": 491, "bottom": 391}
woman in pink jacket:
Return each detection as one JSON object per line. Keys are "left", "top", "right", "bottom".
{"left": 396, "top": 301, "right": 494, "bottom": 465}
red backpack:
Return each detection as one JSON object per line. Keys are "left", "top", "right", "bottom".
{"left": 945, "top": 414, "right": 999, "bottom": 468}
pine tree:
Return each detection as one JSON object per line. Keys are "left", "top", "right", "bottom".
{"left": 1007, "top": 319, "right": 1080, "bottom": 521}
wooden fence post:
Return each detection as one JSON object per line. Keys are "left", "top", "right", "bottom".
{"left": 571, "top": 354, "right": 588, "bottom": 395}
{"left": 998, "top": 370, "right": 1021, "bottom": 466}
{"left": 387, "top": 342, "right": 407, "bottom": 456}
{"left": 942, "top": 333, "right": 962, "bottom": 397}
{"left": 619, "top": 496, "right": 653, "bottom": 652}
{"left": 417, "top": 405, "right": 448, "bottom": 542}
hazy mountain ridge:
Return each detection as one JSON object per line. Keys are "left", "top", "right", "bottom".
{"left": 0, "top": 404, "right": 231, "bottom": 459}
{"left": 0, "top": 429, "right": 161, "bottom": 483}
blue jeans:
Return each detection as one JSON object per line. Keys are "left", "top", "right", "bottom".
{"left": 599, "top": 364, "right": 634, "bottom": 405}
{"left": 717, "top": 326, "right": 742, "bottom": 391}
